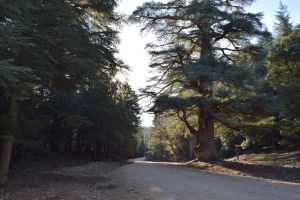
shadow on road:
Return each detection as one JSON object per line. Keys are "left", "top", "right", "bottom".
{"left": 218, "top": 161, "right": 300, "bottom": 183}
{"left": 129, "top": 157, "right": 300, "bottom": 184}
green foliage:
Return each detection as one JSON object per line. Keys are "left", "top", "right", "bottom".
{"left": 274, "top": 2, "right": 293, "bottom": 37}
{"left": 147, "top": 114, "right": 189, "bottom": 161}
{"left": 133, "top": 0, "right": 273, "bottom": 136}
{"left": 0, "top": 0, "right": 141, "bottom": 162}
{"left": 268, "top": 29, "right": 300, "bottom": 92}
{"left": 0, "top": 59, "right": 37, "bottom": 98}
{"left": 267, "top": 4, "right": 300, "bottom": 147}
{"left": 132, "top": 0, "right": 300, "bottom": 159}
{"left": 134, "top": 128, "right": 147, "bottom": 157}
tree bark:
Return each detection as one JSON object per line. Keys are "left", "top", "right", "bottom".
{"left": 196, "top": 23, "right": 218, "bottom": 160}
{"left": 0, "top": 97, "right": 18, "bottom": 185}
{"left": 178, "top": 108, "right": 217, "bottom": 161}
{"left": 198, "top": 110, "right": 217, "bottom": 161}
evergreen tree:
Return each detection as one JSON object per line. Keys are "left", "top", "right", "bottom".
{"left": 274, "top": 2, "right": 293, "bottom": 37}
{"left": 0, "top": 0, "right": 140, "bottom": 184}
{"left": 268, "top": 4, "right": 300, "bottom": 146}
{"left": 132, "top": 0, "right": 271, "bottom": 160}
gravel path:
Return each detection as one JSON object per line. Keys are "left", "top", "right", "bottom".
{"left": 110, "top": 159, "right": 300, "bottom": 200}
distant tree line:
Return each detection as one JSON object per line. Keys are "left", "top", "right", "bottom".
{"left": 0, "top": 0, "right": 140, "bottom": 185}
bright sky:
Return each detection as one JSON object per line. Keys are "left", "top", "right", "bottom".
{"left": 116, "top": 0, "right": 300, "bottom": 127}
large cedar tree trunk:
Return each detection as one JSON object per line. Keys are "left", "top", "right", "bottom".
{"left": 199, "top": 111, "right": 217, "bottom": 160}
{"left": 192, "top": 108, "right": 217, "bottom": 161}
{"left": 0, "top": 97, "right": 18, "bottom": 185}
{"left": 197, "top": 27, "right": 218, "bottom": 161}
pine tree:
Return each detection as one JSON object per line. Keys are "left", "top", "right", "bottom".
{"left": 268, "top": 4, "right": 300, "bottom": 145}
{"left": 274, "top": 2, "right": 293, "bottom": 37}
{"left": 132, "top": 0, "right": 270, "bottom": 160}
{"left": 0, "top": 0, "right": 129, "bottom": 184}
{"left": 0, "top": 0, "right": 39, "bottom": 184}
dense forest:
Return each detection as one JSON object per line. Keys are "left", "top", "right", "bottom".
{"left": 0, "top": 0, "right": 299, "bottom": 187}
{"left": 0, "top": 0, "right": 140, "bottom": 185}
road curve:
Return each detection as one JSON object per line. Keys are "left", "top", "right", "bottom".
{"left": 111, "top": 158, "right": 300, "bottom": 200}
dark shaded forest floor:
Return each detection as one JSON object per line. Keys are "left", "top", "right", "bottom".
{"left": 187, "top": 151, "right": 300, "bottom": 183}
{"left": 0, "top": 154, "right": 142, "bottom": 200}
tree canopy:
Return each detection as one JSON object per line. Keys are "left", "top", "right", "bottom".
{"left": 0, "top": 0, "right": 140, "bottom": 184}
{"left": 0, "top": 0, "right": 300, "bottom": 186}
{"left": 132, "top": 0, "right": 274, "bottom": 160}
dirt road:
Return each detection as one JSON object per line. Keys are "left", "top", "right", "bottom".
{"left": 1, "top": 156, "right": 299, "bottom": 200}
{"left": 107, "top": 158, "right": 300, "bottom": 200}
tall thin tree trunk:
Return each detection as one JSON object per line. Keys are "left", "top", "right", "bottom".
{"left": 189, "top": 134, "right": 196, "bottom": 159}
{"left": 0, "top": 97, "right": 18, "bottom": 185}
